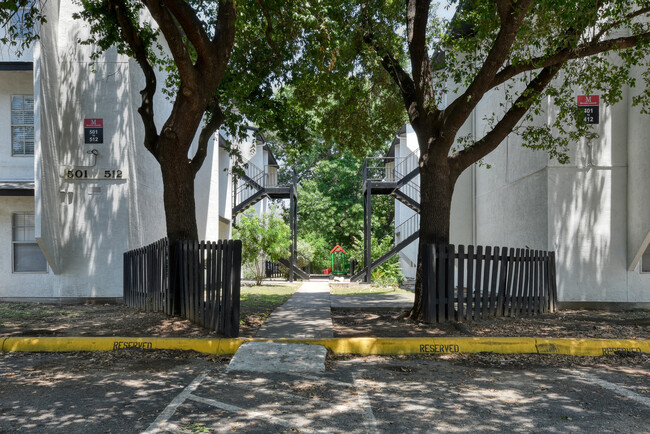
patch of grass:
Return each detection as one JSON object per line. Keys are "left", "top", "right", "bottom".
{"left": 0, "top": 303, "right": 74, "bottom": 320}
{"left": 330, "top": 285, "right": 413, "bottom": 295}
{"left": 240, "top": 284, "right": 299, "bottom": 319}
{"left": 180, "top": 422, "right": 212, "bottom": 433}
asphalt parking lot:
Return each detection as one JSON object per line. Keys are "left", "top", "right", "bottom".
{"left": 0, "top": 351, "right": 648, "bottom": 433}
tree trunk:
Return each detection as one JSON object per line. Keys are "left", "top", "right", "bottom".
{"left": 160, "top": 146, "right": 198, "bottom": 315}
{"left": 160, "top": 154, "right": 199, "bottom": 244}
{"left": 409, "top": 157, "right": 455, "bottom": 321}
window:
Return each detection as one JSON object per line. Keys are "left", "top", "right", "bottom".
{"left": 12, "top": 212, "right": 47, "bottom": 273}
{"left": 11, "top": 95, "right": 34, "bottom": 156}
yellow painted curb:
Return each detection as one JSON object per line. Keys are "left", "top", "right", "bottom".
{"left": 1, "top": 337, "right": 246, "bottom": 355}
{"left": 535, "top": 338, "right": 650, "bottom": 356}
{"left": 249, "top": 337, "right": 538, "bottom": 355}
{"left": 1, "top": 336, "right": 648, "bottom": 357}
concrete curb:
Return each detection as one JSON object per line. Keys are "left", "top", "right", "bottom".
{"left": 2, "top": 336, "right": 649, "bottom": 357}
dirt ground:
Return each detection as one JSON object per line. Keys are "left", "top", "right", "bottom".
{"left": 331, "top": 309, "right": 650, "bottom": 340}
{"left": 0, "top": 303, "right": 265, "bottom": 338}
{"left": 1, "top": 302, "right": 648, "bottom": 341}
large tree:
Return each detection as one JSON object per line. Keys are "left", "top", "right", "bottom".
{"left": 1, "top": 0, "right": 303, "bottom": 243}
{"left": 271, "top": 0, "right": 650, "bottom": 320}
{"left": 374, "top": 0, "right": 650, "bottom": 320}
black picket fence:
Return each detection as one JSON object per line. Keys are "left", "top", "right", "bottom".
{"left": 123, "top": 238, "right": 242, "bottom": 337}
{"left": 422, "top": 244, "right": 557, "bottom": 323}
{"left": 265, "top": 261, "right": 283, "bottom": 278}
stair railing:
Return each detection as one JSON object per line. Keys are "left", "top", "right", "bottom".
{"left": 234, "top": 161, "right": 267, "bottom": 206}
{"left": 394, "top": 150, "right": 419, "bottom": 178}
{"left": 393, "top": 150, "right": 420, "bottom": 205}
{"left": 364, "top": 156, "right": 405, "bottom": 182}
{"left": 395, "top": 212, "right": 420, "bottom": 242}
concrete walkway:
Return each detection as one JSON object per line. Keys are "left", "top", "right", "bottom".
{"left": 331, "top": 293, "right": 414, "bottom": 311}
{"left": 255, "top": 280, "right": 334, "bottom": 339}
{"left": 228, "top": 280, "right": 333, "bottom": 373}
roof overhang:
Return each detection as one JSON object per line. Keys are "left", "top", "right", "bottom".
{"left": 0, "top": 181, "right": 35, "bottom": 196}
{"left": 264, "top": 144, "right": 279, "bottom": 167}
{"left": 0, "top": 61, "right": 33, "bottom": 71}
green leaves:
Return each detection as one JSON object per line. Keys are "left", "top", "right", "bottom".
{"left": 0, "top": 0, "right": 46, "bottom": 53}
{"left": 233, "top": 208, "right": 291, "bottom": 284}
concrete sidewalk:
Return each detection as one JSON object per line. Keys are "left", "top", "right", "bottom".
{"left": 331, "top": 292, "right": 414, "bottom": 311}
{"left": 228, "top": 280, "right": 333, "bottom": 373}
{"left": 255, "top": 280, "right": 334, "bottom": 339}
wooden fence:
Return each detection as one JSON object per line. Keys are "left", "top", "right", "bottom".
{"left": 123, "top": 238, "right": 242, "bottom": 337}
{"left": 265, "top": 261, "right": 283, "bottom": 278}
{"left": 422, "top": 244, "right": 557, "bottom": 323}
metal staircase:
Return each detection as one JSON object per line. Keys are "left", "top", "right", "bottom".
{"left": 232, "top": 161, "right": 305, "bottom": 281}
{"left": 351, "top": 213, "right": 420, "bottom": 282}
{"left": 354, "top": 150, "right": 420, "bottom": 282}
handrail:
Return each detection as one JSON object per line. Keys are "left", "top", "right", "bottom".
{"left": 394, "top": 150, "right": 419, "bottom": 179}
{"left": 394, "top": 212, "right": 419, "bottom": 241}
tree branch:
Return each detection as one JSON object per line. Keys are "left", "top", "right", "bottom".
{"left": 592, "top": 6, "right": 650, "bottom": 42}
{"left": 190, "top": 100, "right": 225, "bottom": 175}
{"left": 254, "top": 0, "right": 277, "bottom": 52}
{"left": 490, "top": 30, "right": 650, "bottom": 89}
{"left": 211, "top": 0, "right": 237, "bottom": 71}
{"left": 407, "top": 0, "right": 436, "bottom": 117}
{"left": 106, "top": 0, "right": 159, "bottom": 157}
{"left": 445, "top": 0, "right": 534, "bottom": 134}
{"left": 450, "top": 64, "right": 561, "bottom": 173}
{"left": 160, "top": 0, "right": 217, "bottom": 64}
{"left": 363, "top": 31, "right": 419, "bottom": 123}
{"left": 141, "top": 0, "right": 196, "bottom": 82}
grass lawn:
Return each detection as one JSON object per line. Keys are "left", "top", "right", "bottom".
{"left": 0, "top": 303, "right": 74, "bottom": 320}
{"left": 330, "top": 285, "right": 413, "bottom": 295}
{"left": 239, "top": 284, "right": 300, "bottom": 330}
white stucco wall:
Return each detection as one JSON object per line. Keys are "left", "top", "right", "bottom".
{"left": 472, "top": 75, "right": 650, "bottom": 303}
{"left": 195, "top": 135, "right": 222, "bottom": 241}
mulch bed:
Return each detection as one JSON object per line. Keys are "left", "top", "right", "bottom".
{"left": 0, "top": 304, "right": 263, "bottom": 338}
{"left": 1, "top": 303, "right": 648, "bottom": 341}
{"left": 331, "top": 309, "right": 650, "bottom": 340}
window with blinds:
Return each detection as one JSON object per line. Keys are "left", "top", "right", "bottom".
{"left": 11, "top": 95, "right": 34, "bottom": 156}
{"left": 12, "top": 212, "right": 47, "bottom": 273}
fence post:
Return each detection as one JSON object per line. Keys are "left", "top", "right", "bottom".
{"left": 549, "top": 252, "right": 558, "bottom": 312}
{"left": 231, "top": 240, "right": 242, "bottom": 337}
{"left": 446, "top": 244, "right": 455, "bottom": 321}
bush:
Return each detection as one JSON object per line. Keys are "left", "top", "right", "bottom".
{"left": 234, "top": 209, "right": 291, "bottom": 285}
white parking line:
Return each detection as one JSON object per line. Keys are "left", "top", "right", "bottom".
{"left": 567, "top": 370, "right": 650, "bottom": 407}
{"left": 187, "top": 394, "right": 299, "bottom": 428}
{"left": 354, "top": 375, "right": 378, "bottom": 434}
{"left": 144, "top": 370, "right": 377, "bottom": 433}
{"left": 142, "top": 371, "right": 209, "bottom": 433}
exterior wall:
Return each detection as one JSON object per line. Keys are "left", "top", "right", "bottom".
{"left": 195, "top": 135, "right": 221, "bottom": 241}
{"left": 218, "top": 139, "right": 232, "bottom": 227}
{"left": 473, "top": 79, "right": 650, "bottom": 303}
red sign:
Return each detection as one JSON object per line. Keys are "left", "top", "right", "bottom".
{"left": 577, "top": 95, "right": 599, "bottom": 107}
{"left": 84, "top": 118, "right": 103, "bottom": 128}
